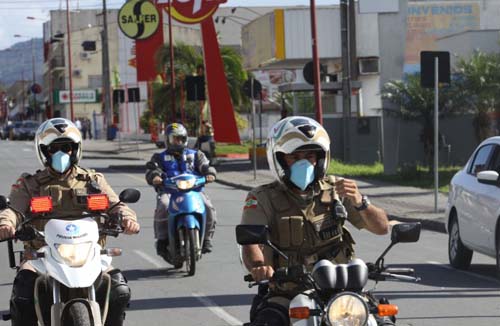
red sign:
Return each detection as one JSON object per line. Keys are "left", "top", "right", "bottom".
{"left": 163, "top": 0, "right": 226, "bottom": 24}
{"left": 136, "top": 2, "right": 165, "bottom": 82}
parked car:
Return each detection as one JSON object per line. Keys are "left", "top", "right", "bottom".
{"left": 445, "top": 136, "right": 500, "bottom": 277}
{"left": 0, "top": 121, "right": 22, "bottom": 140}
{"left": 9, "top": 120, "right": 39, "bottom": 140}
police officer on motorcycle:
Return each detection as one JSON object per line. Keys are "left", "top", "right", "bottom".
{"left": 0, "top": 118, "right": 140, "bottom": 326}
{"left": 146, "top": 122, "right": 217, "bottom": 258}
{"left": 240, "top": 116, "right": 390, "bottom": 326}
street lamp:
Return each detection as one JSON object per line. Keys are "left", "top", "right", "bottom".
{"left": 13, "top": 34, "right": 37, "bottom": 120}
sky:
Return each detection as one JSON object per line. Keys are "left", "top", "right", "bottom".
{"left": 0, "top": 0, "right": 338, "bottom": 50}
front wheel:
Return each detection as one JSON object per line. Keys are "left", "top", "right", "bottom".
{"left": 448, "top": 214, "right": 473, "bottom": 269}
{"left": 185, "top": 228, "right": 199, "bottom": 276}
{"left": 496, "top": 228, "right": 500, "bottom": 279}
{"left": 62, "top": 302, "right": 91, "bottom": 326}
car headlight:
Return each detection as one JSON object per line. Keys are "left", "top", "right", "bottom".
{"left": 176, "top": 179, "right": 196, "bottom": 190}
{"left": 326, "top": 292, "right": 368, "bottom": 326}
{"left": 55, "top": 242, "right": 93, "bottom": 267}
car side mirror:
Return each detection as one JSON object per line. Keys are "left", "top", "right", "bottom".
{"left": 0, "top": 196, "right": 8, "bottom": 210}
{"left": 235, "top": 225, "right": 269, "bottom": 245}
{"left": 391, "top": 222, "right": 421, "bottom": 244}
{"left": 477, "top": 170, "right": 499, "bottom": 186}
{"left": 146, "top": 161, "right": 159, "bottom": 170}
{"left": 118, "top": 189, "right": 141, "bottom": 204}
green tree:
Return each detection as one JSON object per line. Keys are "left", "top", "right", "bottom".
{"left": 151, "top": 43, "right": 248, "bottom": 135}
{"left": 452, "top": 51, "right": 500, "bottom": 142}
{"left": 381, "top": 73, "right": 458, "bottom": 167}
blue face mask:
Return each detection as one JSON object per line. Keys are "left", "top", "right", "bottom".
{"left": 289, "top": 159, "right": 315, "bottom": 191}
{"left": 51, "top": 151, "right": 71, "bottom": 173}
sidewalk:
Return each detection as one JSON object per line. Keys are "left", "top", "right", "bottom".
{"left": 82, "top": 139, "right": 448, "bottom": 233}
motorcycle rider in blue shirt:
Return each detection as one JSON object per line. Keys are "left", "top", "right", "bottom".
{"left": 145, "top": 123, "right": 217, "bottom": 260}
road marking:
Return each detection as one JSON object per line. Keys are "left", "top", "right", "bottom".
{"left": 428, "top": 261, "right": 500, "bottom": 285}
{"left": 133, "top": 250, "right": 166, "bottom": 268}
{"left": 192, "top": 292, "right": 243, "bottom": 326}
{"left": 22, "top": 148, "right": 31, "bottom": 152}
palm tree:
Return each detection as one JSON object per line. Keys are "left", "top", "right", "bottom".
{"left": 381, "top": 73, "right": 458, "bottom": 167}
{"left": 452, "top": 51, "right": 500, "bottom": 143}
{"left": 150, "top": 43, "right": 248, "bottom": 134}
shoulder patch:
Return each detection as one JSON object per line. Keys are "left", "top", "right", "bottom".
{"left": 244, "top": 194, "right": 258, "bottom": 210}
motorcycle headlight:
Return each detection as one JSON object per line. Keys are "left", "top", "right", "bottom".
{"left": 55, "top": 242, "right": 93, "bottom": 267}
{"left": 176, "top": 178, "right": 196, "bottom": 190}
{"left": 326, "top": 292, "right": 368, "bottom": 326}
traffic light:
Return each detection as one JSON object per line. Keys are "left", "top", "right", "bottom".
{"left": 185, "top": 76, "right": 206, "bottom": 101}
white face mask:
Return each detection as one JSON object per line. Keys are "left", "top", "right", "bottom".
{"left": 289, "top": 159, "right": 315, "bottom": 191}
{"left": 51, "top": 151, "right": 71, "bottom": 173}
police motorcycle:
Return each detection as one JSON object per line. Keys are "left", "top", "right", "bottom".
{"left": 236, "top": 222, "right": 422, "bottom": 326}
{"left": 146, "top": 161, "right": 207, "bottom": 276}
{"left": 0, "top": 188, "right": 140, "bottom": 326}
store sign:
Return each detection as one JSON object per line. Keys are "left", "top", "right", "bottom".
{"left": 57, "top": 90, "right": 97, "bottom": 104}
{"left": 160, "top": 0, "right": 226, "bottom": 24}
{"left": 118, "top": 0, "right": 160, "bottom": 40}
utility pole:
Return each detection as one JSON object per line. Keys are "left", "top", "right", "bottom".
{"left": 102, "top": 0, "right": 113, "bottom": 138}
{"left": 310, "top": 0, "right": 323, "bottom": 124}
{"left": 340, "top": 0, "right": 351, "bottom": 162}
{"left": 66, "top": 0, "right": 74, "bottom": 121}
{"left": 167, "top": 0, "right": 176, "bottom": 122}
{"left": 31, "top": 38, "right": 37, "bottom": 120}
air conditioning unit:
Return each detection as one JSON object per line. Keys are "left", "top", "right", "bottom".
{"left": 80, "top": 52, "right": 91, "bottom": 60}
{"left": 73, "top": 69, "right": 82, "bottom": 77}
{"left": 358, "top": 57, "right": 380, "bottom": 75}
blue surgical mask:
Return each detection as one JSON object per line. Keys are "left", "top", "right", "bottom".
{"left": 51, "top": 151, "right": 71, "bottom": 173}
{"left": 289, "top": 159, "right": 315, "bottom": 191}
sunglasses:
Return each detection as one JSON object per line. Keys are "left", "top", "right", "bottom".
{"left": 47, "top": 143, "right": 73, "bottom": 154}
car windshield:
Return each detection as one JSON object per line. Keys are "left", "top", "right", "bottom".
{"left": 13, "top": 122, "right": 22, "bottom": 128}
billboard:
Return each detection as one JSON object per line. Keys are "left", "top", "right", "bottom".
{"left": 404, "top": 1, "right": 480, "bottom": 74}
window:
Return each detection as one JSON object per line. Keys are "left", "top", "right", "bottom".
{"left": 468, "top": 144, "right": 495, "bottom": 176}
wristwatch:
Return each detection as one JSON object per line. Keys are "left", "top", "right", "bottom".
{"left": 354, "top": 195, "right": 370, "bottom": 211}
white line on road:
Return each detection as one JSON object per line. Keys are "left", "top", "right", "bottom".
{"left": 192, "top": 292, "right": 243, "bottom": 326}
{"left": 427, "top": 261, "right": 500, "bottom": 285}
{"left": 133, "top": 250, "right": 166, "bottom": 269}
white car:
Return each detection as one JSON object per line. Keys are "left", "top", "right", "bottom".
{"left": 446, "top": 136, "right": 500, "bottom": 277}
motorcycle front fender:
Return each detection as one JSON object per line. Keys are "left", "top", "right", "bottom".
{"left": 176, "top": 214, "right": 200, "bottom": 230}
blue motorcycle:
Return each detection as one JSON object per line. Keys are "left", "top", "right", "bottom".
{"left": 161, "top": 173, "right": 207, "bottom": 276}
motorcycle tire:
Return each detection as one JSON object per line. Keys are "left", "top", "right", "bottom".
{"left": 62, "top": 302, "right": 91, "bottom": 326}
{"left": 186, "top": 228, "right": 198, "bottom": 276}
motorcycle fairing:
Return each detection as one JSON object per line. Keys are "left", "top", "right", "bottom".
{"left": 29, "top": 218, "right": 106, "bottom": 288}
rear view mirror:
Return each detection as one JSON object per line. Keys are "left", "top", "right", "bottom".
{"left": 119, "top": 189, "right": 141, "bottom": 204}
{"left": 146, "top": 161, "right": 159, "bottom": 170}
{"left": 477, "top": 170, "right": 499, "bottom": 186}
{"left": 235, "top": 225, "right": 269, "bottom": 245}
{"left": 391, "top": 222, "right": 421, "bottom": 243}
{"left": 0, "top": 196, "right": 8, "bottom": 210}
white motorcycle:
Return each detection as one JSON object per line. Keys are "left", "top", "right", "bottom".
{"left": 0, "top": 188, "right": 140, "bottom": 326}
{"left": 236, "top": 222, "right": 422, "bottom": 326}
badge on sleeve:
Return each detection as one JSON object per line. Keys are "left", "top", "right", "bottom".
{"left": 244, "top": 194, "right": 258, "bottom": 210}
{"left": 11, "top": 178, "right": 24, "bottom": 190}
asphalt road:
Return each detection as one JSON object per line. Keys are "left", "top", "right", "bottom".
{"left": 0, "top": 141, "right": 499, "bottom": 326}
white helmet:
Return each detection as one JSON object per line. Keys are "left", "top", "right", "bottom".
{"left": 35, "top": 118, "right": 83, "bottom": 167}
{"left": 266, "top": 116, "right": 330, "bottom": 185}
